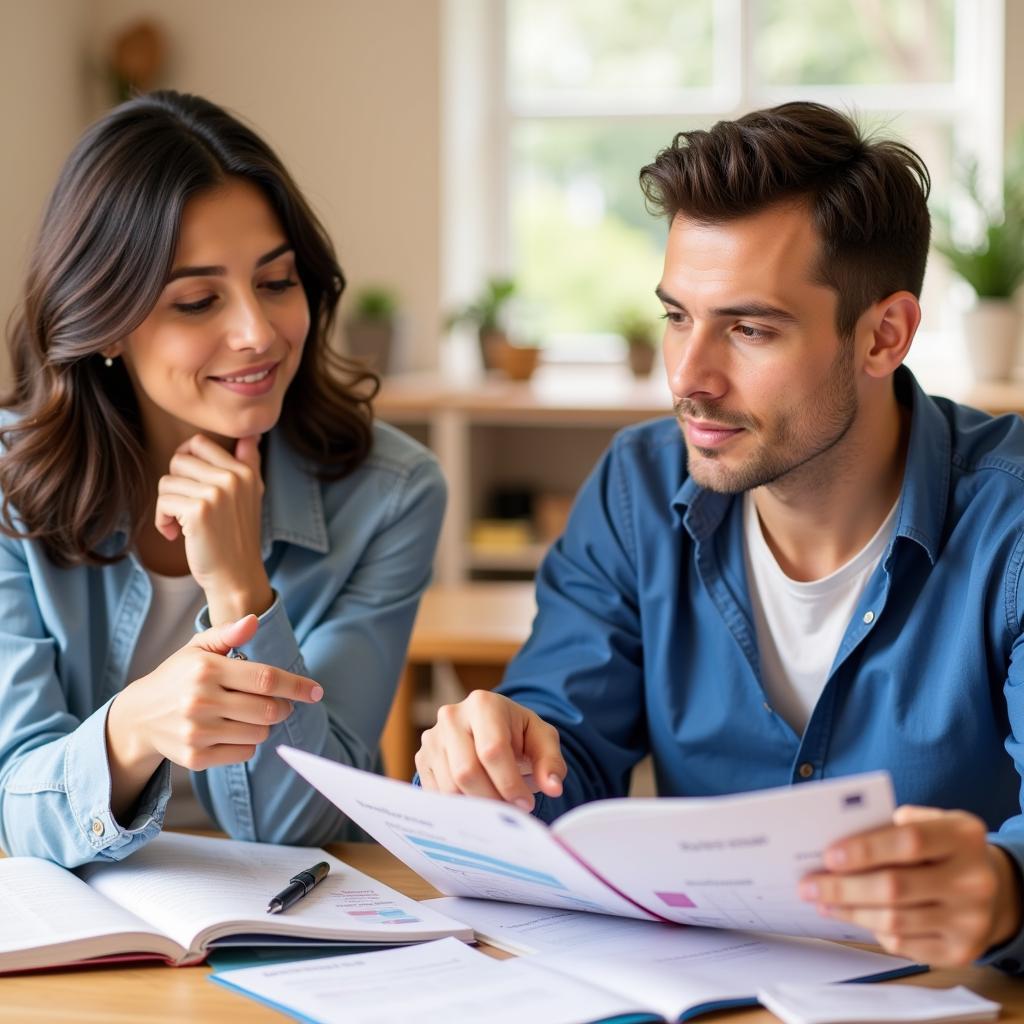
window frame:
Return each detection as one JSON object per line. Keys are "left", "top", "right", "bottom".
{"left": 441, "top": 0, "right": 1008, "bottom": 372}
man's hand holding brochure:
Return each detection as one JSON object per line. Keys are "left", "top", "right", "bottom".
{"left": 278, "top": 745, "right": 900, "bottom": 942}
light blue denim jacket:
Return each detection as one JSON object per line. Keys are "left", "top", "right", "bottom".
{"left": 0, "top": 420, "right": 445, "bottom": 867}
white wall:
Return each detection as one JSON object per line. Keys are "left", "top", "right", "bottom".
{"left": 0, "top": 0, "right": 89, "bottom": 382}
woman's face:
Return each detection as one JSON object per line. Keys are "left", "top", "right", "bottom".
{"left": 113, "top": 177, "right": 310, "bottom": 450}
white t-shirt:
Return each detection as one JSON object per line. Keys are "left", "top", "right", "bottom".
{"left": 123, "top": 568, "right": 212, "bottom": 829}
{"left": 742, "top": 492, "right": 899, "bottom": 735}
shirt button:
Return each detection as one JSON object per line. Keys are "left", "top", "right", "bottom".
{"left": 91, "top": 818, "right": 105, "bottom": 837}
{"left": 798, "top": 763, "right": 815, "bottom": 779}
{"left": 862, "top": 610, "right": 875, "bottom": 624}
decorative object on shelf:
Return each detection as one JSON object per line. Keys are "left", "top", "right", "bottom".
{"left": 107, "top": 20, "right": 166, "bottom": 103}
{"left": 344, "top": 286, "right": 400, "bottom": 375}
{"left": 934, "top": 146, "right": 1024, "bottom": 381}
{"left": 490, "top": 337, "right": 541, "bottom": 381}
{"left": 533, "top": 492, "right": 574, "bottom": 544}
{"left": 615, "top": 308, "right": 659, "bottom": 377}
{"left": 445, "top": 276, "right": 518, "bottom": 372}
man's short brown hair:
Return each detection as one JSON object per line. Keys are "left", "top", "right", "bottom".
{"left": 639, "top": 102, "right": 931, "bottom": 340}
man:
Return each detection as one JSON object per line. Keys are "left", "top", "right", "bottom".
{"left": 415, "top": 103, "right": 1024, "bottom": 971}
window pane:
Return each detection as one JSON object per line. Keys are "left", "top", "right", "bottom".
{"left": 510, "top": 114, "right": 955, "bottom": 347}
{"left": 752, "top": 0, "right": 955, "bottom": 85}
{"left": 507, "top": 0, "right": 716, "bottom": 101}
{"left": 509, "top": 119, "right": 691, "bottom": 345}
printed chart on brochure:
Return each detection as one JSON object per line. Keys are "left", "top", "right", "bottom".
{"left": 652, "top": 883, "right": 844, "bottom": 937}
{"left": 381, "top": 820, "right": 615, "bottom": 914}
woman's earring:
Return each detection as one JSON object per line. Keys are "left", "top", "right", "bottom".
{"left": 104, "top": 356, "right": 113, "bottom": 368}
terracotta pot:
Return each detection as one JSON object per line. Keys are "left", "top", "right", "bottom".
{"left": 478, "top": 328, "right": 506, "bottom": 371}
{"left": 962, "top": 300, "right": 1022, "bottom": 382}
{"left": 494, "top": 340, "right": 541, "bottom": 381}
{"left": 627, "top": 341, "right": 656, "bottom": 377}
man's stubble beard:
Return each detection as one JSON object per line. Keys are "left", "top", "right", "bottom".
{"left": 676, "top": 340, "right": 858, "bottom": 495}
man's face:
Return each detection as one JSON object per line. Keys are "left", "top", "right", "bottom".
{"left": 659, "top": 203, "right": 858, "bottom": 494}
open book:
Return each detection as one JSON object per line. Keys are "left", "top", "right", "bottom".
{"left": 0, "top": 831, "right": 472, "bottom": 973}
{"left": 279, "top": 746, "right": 895, "bottom": 943}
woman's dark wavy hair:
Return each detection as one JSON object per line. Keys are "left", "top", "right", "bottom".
{"left": 0, "top": 90, "right": 379, "bottom": 567}
{"left": 639, "top": 102, "right": 932, "bottom": 342}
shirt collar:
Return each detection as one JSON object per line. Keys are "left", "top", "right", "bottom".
{"left": 887, "top": 364, "right": 949, "bottom": 565}
{"left": 260, "top": 429, "right": 330, "bottom": 558}
{"left": 671, "top": 365, "right": 950, "bottom": 564}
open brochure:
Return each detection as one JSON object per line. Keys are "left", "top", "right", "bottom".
{"left": 279, "top": 746, "right": 896, "bottom": 943}
{"left": 0, "top": 831, "right": 472, "bottom": 973}
{"left": 422, "top": 898, "right": 923, "bottom": 1018}
{"left": 211, "top": 935, "right": 922, "bottom": 1024}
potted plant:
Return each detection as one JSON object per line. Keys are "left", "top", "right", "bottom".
{"left": 615, "top": 308, "right": 659, "bottom": 377}
{"left": 934, "top": 149, "right": 1024, "bottom": 381}
{"left": 445, "top": 277, "right": 518, "bottom": 372}
{"left": 344, "top": 286, "right": 400, "bottom": 375}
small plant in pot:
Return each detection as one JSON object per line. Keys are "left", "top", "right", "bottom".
{"left": 445, "top": 277, "right": 518, "bottom": 372}
{"left": 933, "top": 148, "right": 1024, "bottom": 382}
{"left": 615, "top": 308, "right": 658, "bottom": 377}
{"left": 344, "top": 286, "right": 399, "bottom": 375}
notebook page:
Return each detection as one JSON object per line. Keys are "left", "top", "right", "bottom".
{"left": 0, "top": 857, "right": 172, "bottom": 962}
{"left": 78, "top": 832, "right": 466, "bottom": 953}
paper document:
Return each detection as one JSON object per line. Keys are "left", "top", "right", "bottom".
{"left": 212, "top": 929, "right": 924, "bottom": 1024}
{"left": 279, "top": 745, "right": 895, "bottom": 941}
{"left": 0, "top": 832, "right": 473, "bottom": 973}
{"left": 211, "top": 937, "right": 640, "bottom": 1024}
{"left": 425, "top": 897, "right": 923, "bottom": 1022}
{"left": 757, "top": 983, "right": 1000, "bottom": 1024}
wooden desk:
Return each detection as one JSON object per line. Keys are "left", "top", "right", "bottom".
{"left": 380, "top": 582, "right": 537, "bottom": 781}
{"left": 4, "top": 841, "right": 1023, "bottom": 1022}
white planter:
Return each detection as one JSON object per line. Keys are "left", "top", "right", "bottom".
{"left": 962, "top": 299, "right": 1022, "bottom": 382}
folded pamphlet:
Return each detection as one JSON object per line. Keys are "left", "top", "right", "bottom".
{"left": 279, "top": 745, "right": 897, "bottom": 943}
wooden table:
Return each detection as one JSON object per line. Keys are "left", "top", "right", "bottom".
{"left": 379, "top": 582, "right": 537, "bottom": 781}
{"left": 3, "top": 841, "right": 1023, "bottom": 1022}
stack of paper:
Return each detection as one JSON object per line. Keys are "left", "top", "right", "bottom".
{"left": 757, "top": 983, "right": 1000, "bottom": 1024}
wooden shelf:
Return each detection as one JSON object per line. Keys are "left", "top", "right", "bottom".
{"left": 375, "top": 363, "right": 1024, "bottom": 584}
{"left": 466, "top": 541, "right": 550, "bottom": 572}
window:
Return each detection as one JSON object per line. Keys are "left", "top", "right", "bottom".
{"left": 444, "top": 0, "right": 1005, "bottom": 373}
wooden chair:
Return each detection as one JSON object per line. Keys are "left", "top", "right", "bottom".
{"left": 380, "top": 582, "right": 537, "bottom": 781}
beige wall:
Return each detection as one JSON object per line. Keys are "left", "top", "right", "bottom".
{"left": 0, "top": 0, "right": 89, "bottom": 382}
{"left": 90, "top": 0, "right": 442, "bottom": 370}
{"left": 0, "top": 0, "right": 441, "bottom": 379}
{"left": 1007, "top": 0, "right": 1024, "bottom": 147}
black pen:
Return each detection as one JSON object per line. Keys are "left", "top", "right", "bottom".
{"left": 266, "top": 861, "right": 331, "bottom": 914}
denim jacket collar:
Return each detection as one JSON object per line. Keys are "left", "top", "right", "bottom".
{"left": 260, "top": 430, "right": 330, "bottom": 558}
{"left": 671, "top": 365, "right": 950, "bottom": 564}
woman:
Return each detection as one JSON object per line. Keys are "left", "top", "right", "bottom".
{"left": 0, "top": 91, "right": 445, "bottom": 867}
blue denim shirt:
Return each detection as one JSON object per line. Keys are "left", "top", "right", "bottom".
{"left": 498, "top": 367, "right": 1024, "bottom": 973}
{"left": 0, "top": 421, "right": 445, "bottom": 867}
